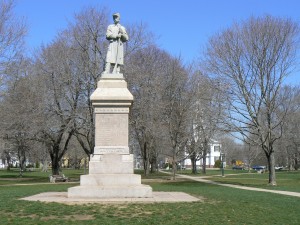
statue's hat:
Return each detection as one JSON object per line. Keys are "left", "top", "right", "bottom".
{"left": 113, "top": 13, "right": 120, "bottom": 18}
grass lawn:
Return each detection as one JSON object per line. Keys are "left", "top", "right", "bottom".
{"left": 205, "top": 170, "right": 300, "bottom": 192}
{"left": 0, "top": 168, "right": 84, "bottom": 185}
{"left": 0, "top": 168, "right": 299, "bottom": 224}
{"left": 177, "top": 168, "right": 249, "bottom": 176}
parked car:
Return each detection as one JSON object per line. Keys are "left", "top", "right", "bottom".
{"left": 232, "top": 165, "right": 244, "bottom": 170}
{"left": 275, "top": 166, "right": 283, "bottom": 171}
{"left": 252, "top": 165, "right": 266, "bottom": 171}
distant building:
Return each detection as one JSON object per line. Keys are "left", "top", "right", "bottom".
{"left": 184, "top": 140, "right": 222, "bottom": 168}
{"left": 0, "top": 159, "right": 5, "bottom": 168}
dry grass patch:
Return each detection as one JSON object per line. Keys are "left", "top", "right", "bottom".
{"left": 41, "top": 214, "right": 95, "bottom": 221}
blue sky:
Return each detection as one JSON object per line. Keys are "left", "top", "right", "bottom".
{"left": 15, "top": 0, "right": 300, "bottom": 84}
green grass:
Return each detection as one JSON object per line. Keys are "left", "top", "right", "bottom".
{"left": 135, "top": 169, "right": 173, "bottom": 179}
{"left": 0, "top": 168, "right": 300, "bottom": 224}
{"left": 206, "top": 170, "right": 300, "bottom": 192}
{"left": 177, "top": 168, "right": 249, "bottom": 176}
{"left": 0, "top": 168, "right": 84, "bottom": 185}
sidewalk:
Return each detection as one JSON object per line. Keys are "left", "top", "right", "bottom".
{"left": 161, "top": 171, "right": 300, "bottom": 198}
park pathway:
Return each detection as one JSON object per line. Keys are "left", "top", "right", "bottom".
{"left": 160, "top": 171, "right": 300, "bottom": 198}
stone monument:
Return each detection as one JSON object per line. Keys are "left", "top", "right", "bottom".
{"left": 68, "top": 13, "right": 152, "bottom": 198}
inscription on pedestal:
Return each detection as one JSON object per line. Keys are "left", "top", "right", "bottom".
{"left": 94, "top": 146, "right": 129, "bottom": 154}
{"left": 95, "top": 114, "right": 128, "bottom": 146}
{"left": 94, "top": 107, "right": 129, "bottom": 114}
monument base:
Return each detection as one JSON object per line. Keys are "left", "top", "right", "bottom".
{"left": 67, "top": 153, "right": 152, "bottom": 199}
{"left": 68, "top": 184, "right": 152, "bottom": 198}
{"left": 67, "top": 74, "right": 152, "bottom": 199}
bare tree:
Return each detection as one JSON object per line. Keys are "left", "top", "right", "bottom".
{"left": 126, "top": 44, "right": 192, "bottom": 178}
{"left": 0, "top": 61, "right": 44, "bottom": 175}
{"left": 161, "top": 57, "right": 193, "bottom": 180}
{"left": 126, "top": 45, "right": 169, "bottom": 176}
{"left": 0, "top": 0, "right": 27, "bottom": 169}
{"left": 0, "top": 0, "right": 26, "bottom": 92}
{"left": 187, "top": 72, "right": 226, "bottom": 174}
{"left": 34, "top": 34, "right": 83, "bottom": 175}
{"left": 205, "top": 15, "right": 299, "bottom": 185}
{"left": 219, "top": 136, "right": 241, "bottom": 166}
{"left": 275, "top": 85, "right": 300, "bottom": 170}
{"left": 67, "top": 6, "right": 110, "bottom": 157}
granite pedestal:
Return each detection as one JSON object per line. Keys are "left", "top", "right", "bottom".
{"left": 68, "top": 74, "right": 152, "bottom": 198}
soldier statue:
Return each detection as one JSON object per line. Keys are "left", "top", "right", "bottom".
{"left": 104, "top": 13, "right": 129, "bottom": 74}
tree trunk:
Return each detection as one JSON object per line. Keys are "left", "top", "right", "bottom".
{"left": 18, "top": 148, "right": 26, "bottom": 177}
{"left": 267, "top": 151, "right": 277, "bottom": 186}
{"left": 150, "top": 160, "right": 156, "bottom": 173}
{"left": 142, "top": 142, "right": 150, "bottom": 176}
{"left": 143, "top": 159, "right": 150, "bottom": 176}
{"left": 149, "top": 151, "right": 157, "bottom": 173}
{"left": 6, "top": 154, "right": 11, "bottom": 171}
{"left": 19, "top": 154, "right": 26, "bottom": 177}
{"left": 191, "top": 153, "right": 197, "bottom": 174}
{"left": 52, "top": 159, "right": 60, "bottom": 175}
{"left": 172, "top": 158, "right": 177, "bottom": 180}
{"left": 294, "top": 153, "right": 299, "bottom": 170}
{"left": 202, "top": 157, "right": 207, "bottom": 175}
{"left": 286, "top": 153, "right": 294, "bottom": 171}
{"left": 51, "top": 150, "right": 61, "bottom": 175}
{"left": 202, "top": 143, "right": 208, "bottom": 175}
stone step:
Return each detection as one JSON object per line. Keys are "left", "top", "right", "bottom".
{"left": 79, "top": 174, "right": 141, "bottom": 186}
{"left": 89, "top": 161, "right": 133, "bottom": 174}
{"left": 68, "top": 185, "right": 153, "bottom": 198}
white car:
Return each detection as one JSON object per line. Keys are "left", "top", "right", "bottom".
{"left": 275, "top": 166, "right": 283, "bottom": 170}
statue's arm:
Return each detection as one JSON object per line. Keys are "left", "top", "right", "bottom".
{"left": 106, "top": 25, "right": 116, "bottom": 40}
{"left": 120, "top": 26, "right": 129, "bottom": 42}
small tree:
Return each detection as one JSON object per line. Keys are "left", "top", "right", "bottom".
{"left": 162, "top": 57, "right": 193, "bottom": 180}
{"left": 214, "top": 159, "right": 221, "bottom": 168}
{"left": 188, "top": 73, "right": 226, "bottom": 174}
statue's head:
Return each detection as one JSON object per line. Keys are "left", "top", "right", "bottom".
{"left": 113, "top": 13, "right": 120, "bottom": 23}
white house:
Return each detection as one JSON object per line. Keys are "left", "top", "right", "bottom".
{"left": 0, "top": 161, "right": 4, "bottom": 169}
{"left": 184, "top": 140, "right": 222, "bottom": 168}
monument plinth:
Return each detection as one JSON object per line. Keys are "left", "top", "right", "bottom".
{"left": 68, "top": 74, "right": 152, "bottom": 198}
